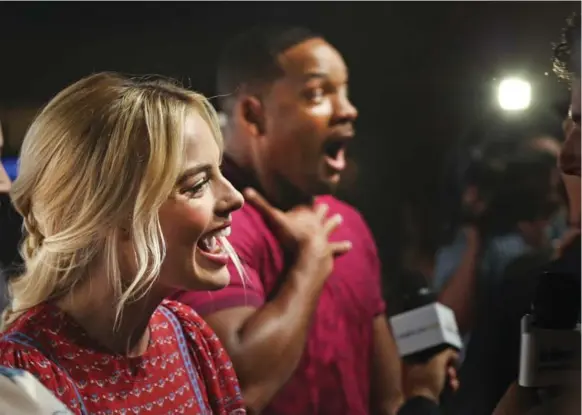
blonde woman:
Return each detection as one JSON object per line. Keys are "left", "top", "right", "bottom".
{"left": 0, "top": 72, "right": 246, "bottom": 414}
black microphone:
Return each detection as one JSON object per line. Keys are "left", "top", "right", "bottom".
{"left": 518, "top": 270, "right": 581, "bottom": 388}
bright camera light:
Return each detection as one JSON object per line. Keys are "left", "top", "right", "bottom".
{"left": 497, "top": 78, "right": 531, "bottom": 111}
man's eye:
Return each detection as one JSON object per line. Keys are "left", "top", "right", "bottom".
{"left": 305, "top": 88, "right": 325, "bottom": 103}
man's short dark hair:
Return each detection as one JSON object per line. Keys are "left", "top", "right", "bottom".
{"left": 553, "top": 12, "right": 581, "bottom": 82}
{"left": 216, "top": 25, "right": 320, "bottom": 113}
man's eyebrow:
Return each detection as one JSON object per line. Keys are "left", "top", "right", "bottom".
{"left": 301, "top": 72, "right": 328, "bottom": 82}
{"left": 299, "top": 72, "right": 348, "bottom": 85}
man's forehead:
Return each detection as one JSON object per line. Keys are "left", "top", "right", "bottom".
{"left": 277, "top": 38, "right": 347, "bottom": 79}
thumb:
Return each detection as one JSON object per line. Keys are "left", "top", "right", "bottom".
{"left": 244, "top": 188, "right": 283, "bottom": 225}
{"left": 447, "top": 366, "right": 460, "bottom": 392}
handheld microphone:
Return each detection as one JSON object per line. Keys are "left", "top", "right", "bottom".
{"left": 389, "top": 272, "right": 463, "bottom": 364}
{"left": 518, "top": 271, "right": 581, "bottom": 388}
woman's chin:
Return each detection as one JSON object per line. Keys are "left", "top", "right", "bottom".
{"left": 189, "top": 266, "right": 231, "bottom": 291}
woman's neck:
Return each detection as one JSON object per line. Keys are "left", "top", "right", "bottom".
{"left": 55, "top": 278, "right": 165, "bottom": 357}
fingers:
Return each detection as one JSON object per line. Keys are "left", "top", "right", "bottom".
{"left": 330, "top": 240, "right": 352, "bottom": 256}
{"left": 323, "top": 213, "right": 343, "bottom": 235}
{"left": 323, "top": 212, "right": 350, "bottom": 255}
{"left": 438, "top": 348, "right": 460, "bottom": 368}
{"left": 243, "top": 188, "right": 282, "bottom": 223}
{"left": 442, "top": 349, "right": 460, "bottom": 392}
{"left": 447, "top": 365, "right": 460, "bottom": 392}
{"left": 314, "top": 203, "right": 329, "bottom": 220}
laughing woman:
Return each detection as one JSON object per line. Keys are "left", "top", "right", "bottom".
{"left": 0, "top": 73, "right": 246, "bottom": 414}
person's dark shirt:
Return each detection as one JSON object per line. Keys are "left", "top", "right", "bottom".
{"left": 449, "top": 235, "right": 581, "bottom": 415}
{"left": 0, "top": 194, "right": 23, "bottom": 272}
{"left": 0, "top": 194, "right": 23, "bottom": 312}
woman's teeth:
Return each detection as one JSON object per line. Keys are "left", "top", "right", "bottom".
{"left": 199, "top": 227, "right": 231, "bottom": 253}
{"left": 201, "top": 236, "right": 219, "bottom": 252}
{"left": 214, "top": 227, "right": 231, "bottom": 238}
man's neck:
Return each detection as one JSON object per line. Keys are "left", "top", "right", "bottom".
{"left": 267, "top": 173, "right": 315, "bottom": 212}
{"left": 224, "top": 149, "right": 314, "bottom": 212}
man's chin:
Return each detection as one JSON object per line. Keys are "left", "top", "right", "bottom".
{"left": 310, "top": 175, "right": 341, "bottom": 196}
{"left": 282, "top": 172, "right": 341, "bottom": 201}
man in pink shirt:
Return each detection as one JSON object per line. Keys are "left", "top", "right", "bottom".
{"left": 174, "top": 26, "right": 403, "bottom": 414}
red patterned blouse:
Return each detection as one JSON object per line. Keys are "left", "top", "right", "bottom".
{"left": 0, "top": 300, "right": 245, "bottom": 415}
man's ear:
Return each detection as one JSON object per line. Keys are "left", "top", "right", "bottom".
{"left": 239, "top": 95, "right": 266, "bottom": 137}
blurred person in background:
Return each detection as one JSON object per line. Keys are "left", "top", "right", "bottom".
{"left": 0, "top": 122, "right": 18, "bottom": 313}
{"left": 0, "top": 73, "right": 246, "bottom": 414}
{"left": 432, "top": 144, "right": 506, "bottom": 335}
{"left": 483, "top": 11, "right": 581, "bottom": 415}
{"left": 433, "top": 137, "right": 564, "bottom": 341}
{"left": 445, "top": 144, "right": 566, "bottom": 414}
{"left": 0, "top": 122, "right": 10, "bottom": 194}
{"left": 174, "top": 26, "right": 404, "bottom": 415}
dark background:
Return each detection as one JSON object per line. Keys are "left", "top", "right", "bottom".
{"left": 0, "top": 1, "right": 578, "bottom": 277}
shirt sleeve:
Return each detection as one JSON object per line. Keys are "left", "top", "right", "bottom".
{"left": 0, "top": 367, "right": 73, "bottom": 415}
{"left": 173, "top": 208, "right": 266, "bottom": 316}
{"left": 0, "top": 341, "right": 81, "bottom": 414}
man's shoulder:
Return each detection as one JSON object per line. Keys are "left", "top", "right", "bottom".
{"left": 231, "top": 202, "right": 268, "bottom": 235}
{"left": 317, "top": 195, "right": 369, "bottom": 230}
{"left": 228, "top": 204, "right": 274, "bottom": 259}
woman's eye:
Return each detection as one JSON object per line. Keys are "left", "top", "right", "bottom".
{"left": 184, "top": 177, "right": 210, "bottom": 198}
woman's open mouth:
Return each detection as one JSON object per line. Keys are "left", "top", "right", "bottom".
{"left": 196, "top": 227, "right": 231, "bottom": 266}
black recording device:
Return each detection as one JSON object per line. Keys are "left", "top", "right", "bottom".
{"left": 519, "top": 270, "right": 581, "bottom": 388}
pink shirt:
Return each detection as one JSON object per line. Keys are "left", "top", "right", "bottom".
{"left": 174, "top": 159, "right": 385, "bottom": 414}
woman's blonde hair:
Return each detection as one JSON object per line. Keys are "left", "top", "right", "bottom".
{"left": 4, "top": 72, "right": 232, "bottom": 327}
